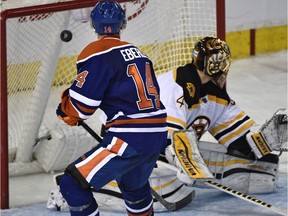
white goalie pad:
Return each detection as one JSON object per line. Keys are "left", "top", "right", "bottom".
{"left": 165, "top": 130, "right": 213, "bottom": 185}
{"left": 34, "top": 123, "right": 98, "bottom": 172}
{"left": 47, "top": 162, "right": 194, "bottom": 213}
{"left": 247, "top": 108, "right": 287, "bottom": 158}
{"left": 198, "top": 141, "right": 279, "bottom": 194}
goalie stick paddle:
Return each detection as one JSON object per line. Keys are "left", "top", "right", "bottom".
{"left": 151, "top": 187, "right": 195, "bottom": 212}
{"left": 157, "top": 160, "right": 287, "bottom": 216}
{"left": 78, "top": 121, "right": 194, "bottom": 211}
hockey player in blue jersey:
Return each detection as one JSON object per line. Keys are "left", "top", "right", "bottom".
{"left": 56, "top": 1, "right": 167, "bottom": 215}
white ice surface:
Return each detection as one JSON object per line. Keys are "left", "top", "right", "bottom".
{"left": 1, "top": 50, "right": 287, "bottom": 216}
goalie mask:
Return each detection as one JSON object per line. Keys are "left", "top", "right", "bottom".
{"left": 192, "top": 37, "right": 231, "bottom": 88}
{"left": 90, "top": 1, "right": 127, "bottom": 35}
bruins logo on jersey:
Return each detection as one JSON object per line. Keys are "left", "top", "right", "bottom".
{"left": 188, "top": 116, "right": 211, "bottom": 139}
{"left": 186, "top": 82, "right": 195, "bottom": 97}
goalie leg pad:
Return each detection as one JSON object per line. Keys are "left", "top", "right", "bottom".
{"left": 198, "top": 142, "right": 279, "bottom": 194}
{"left": 165, "top": 130, "right": 213, "bottom": 184}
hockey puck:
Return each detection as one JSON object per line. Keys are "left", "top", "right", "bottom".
{"left": 60, "top": 30, "right": 72, "bottom": 42}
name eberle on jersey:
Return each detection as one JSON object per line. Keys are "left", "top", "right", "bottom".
{"left": 120, "top": 47, "right": 148, "bottom": 61}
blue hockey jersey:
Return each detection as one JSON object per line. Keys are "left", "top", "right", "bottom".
{"left": 61, "top": 36, "right": 167, "bottom": 153}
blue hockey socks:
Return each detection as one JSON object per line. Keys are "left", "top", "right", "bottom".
{"left": 59, "top": 173, "right": 99, "bottom": 216}
{"left": 122, "top": 182, "right": 154, "bottom": 216}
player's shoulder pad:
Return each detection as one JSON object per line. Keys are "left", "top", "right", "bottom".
{"left": 77, "top": 39, "right": 130, "bottom": 62}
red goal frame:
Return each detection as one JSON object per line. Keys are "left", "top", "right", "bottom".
{"left": 0, "top": 0, "right": 225, "bottom": 209}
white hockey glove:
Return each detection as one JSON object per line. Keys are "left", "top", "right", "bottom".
{"left": 165, "top": 129, "right": 213, "bottom": 185}
{"left": 246, "top": 108, "right": 287, "bottom": 158}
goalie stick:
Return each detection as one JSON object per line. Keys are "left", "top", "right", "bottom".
{"left": 78, "top": 121, "right": 194, "bottom": 211}
{"left": 151, "top": 186, "right": 195, "bottom": 212}
{"left": 157, "top": 160, "right": 287, "bottom": 216}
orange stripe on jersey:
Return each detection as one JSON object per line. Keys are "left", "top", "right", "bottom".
{"left": 75, "top": 101, "right": 95, "bottom": 115}
{"left": 108, "top": 138, "right": 126, "bottom": 154}
{"left": 76, "top": 137, "right": 127, "bottom": 179}
{"left": 105, "top": 117, "right": 167, "bottom": 128}
{"left": 77, "top": 36, "right": 130, "bottom": 62}
{"left": 61, "top": 96, "right": 82, "bottom": 120}
{"left": 77, "top": 149, "right": 112, "bottom": 179}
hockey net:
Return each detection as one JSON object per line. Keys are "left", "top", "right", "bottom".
{"left": 1, "top": 0, "right": 219, "bottom": 178}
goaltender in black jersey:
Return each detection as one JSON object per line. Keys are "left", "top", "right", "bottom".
{"left": 159, "top": 36, "right": 287, "bottom": 194}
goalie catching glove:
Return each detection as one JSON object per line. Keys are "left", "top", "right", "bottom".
{"left": 246, "top": 108, "right": 287, "bottom": 158}
{"left": 165, "top": 129, "right": 213, "bottom": 185}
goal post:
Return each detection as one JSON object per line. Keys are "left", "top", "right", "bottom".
{"left": 216, "top": 0, "right": 226, "bottom": 41}
{"left": 0, "top": 0, "right": 225, "bottom": 209}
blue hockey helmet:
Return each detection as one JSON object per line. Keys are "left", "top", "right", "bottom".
{"left": 90, "top": 1, "right": 127, "bottom": 35}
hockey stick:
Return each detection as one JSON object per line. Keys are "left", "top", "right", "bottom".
{"left": 78, "top": 121, "right": 194, "bottom": 211}
{"left": 78, "top": 121, "right": 102, "bottom": 143}
{"left": 157, "top": 160, "right": 287, "bottom": 216}
{"left": 205, "top": 180, "right": 286, "bottom": 216}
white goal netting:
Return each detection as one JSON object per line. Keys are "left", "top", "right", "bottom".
{"left": 2, "top": 0, "right": 217, "bottom": 176}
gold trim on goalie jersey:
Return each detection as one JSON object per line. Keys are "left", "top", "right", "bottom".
{"left": 210, "top": 111, "right": 255, "bottom": 146}
{"left": 185, "top": 94, "right": 229, "bottom": 111}
{"left": 210, "top": 111, "right": 250, "bottom": 134}
{"left": 218, "top": 120, "right": 254, "bottom": 145}
{"left": 167, "top": 116, "right": 187, "bottom": 134}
